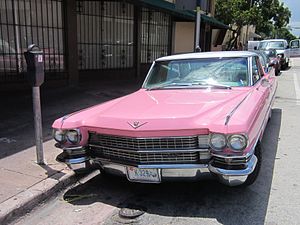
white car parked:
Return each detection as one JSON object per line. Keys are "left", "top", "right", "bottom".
{"left": 258, "top": 39, "right": 290, "bottom": 69}
{"left": 290, "top": 39, "right": 300, "bottom": 57}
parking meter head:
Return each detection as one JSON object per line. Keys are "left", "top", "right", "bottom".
{"left": 24, "top": 45, "right": 44, "bottom": 87}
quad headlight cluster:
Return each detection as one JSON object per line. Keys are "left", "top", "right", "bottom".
{"left": 53, "top": 129, "right": 81, "bottom": 144}
{"left": 209, "top": 133, "right": 248, "bottom": 152}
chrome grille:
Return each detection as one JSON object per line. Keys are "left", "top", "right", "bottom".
{"left": 91, "top": 146, "right": 200, "bottom": 164}
{"left": 88, "top": 133, "right": 209, "bottom": 164}
{"left": 89, "top": 133, "right": 209, "bottom": 150}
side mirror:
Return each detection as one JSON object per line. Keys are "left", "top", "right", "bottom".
{"left": 264, "top": 67, "right": 269, "bottom": 73}
{"left": 254, "top": 46, "right": 257, "bottom": 50}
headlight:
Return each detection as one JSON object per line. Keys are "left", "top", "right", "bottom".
{"left": 228, "top": 134, "right": 247, "bottom": 151}
{"left": 209, "top": 133, "right": 227, "bottom": 150}
{"left": 53, "top": 129, "right": 66, "bottom": 143}
{"left": 66, "top": 129, "right": 81, "bottom": 144}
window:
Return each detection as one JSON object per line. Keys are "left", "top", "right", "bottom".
{"left": 258, "top": 41, "right": 285, "bottom": 50}
{"left": 141, "top": 9, "right": 171, "bottom": 63}
{"left": 252, "top": 56, "right": 263, "bottom": 84}
{"left": 77, "top": 1, "right": 134, "bottom": 70}
{"left": 200, "top": 0, "right": 211, "bottom": 14}
{"left": 290, "top": 40, "right": 300, "bottom": 49}
{"left": 0, "top": 0, "right": 65, "bottom": 82}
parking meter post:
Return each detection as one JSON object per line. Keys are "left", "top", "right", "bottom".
{"left": 195, "top": 0, "right": 201, "bottom": 52}
{"left": 32, "top": 86, "right": 45, "bottom": 165}
{"left": 24, "top": 44, "right": 45, "bottom": 165}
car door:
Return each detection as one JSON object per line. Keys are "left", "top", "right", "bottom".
{"left": 252, "top": 56, "right": 272, "bottom": 131}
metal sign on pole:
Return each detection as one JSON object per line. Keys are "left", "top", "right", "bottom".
{"left": 24, "top": 44, "right": 45, "bottom": 165}
{"left": 195, "top": 0, "right": 202, "bottom": 52}
{"left": 175, "top": 0, "right": 202, "bottom": 52}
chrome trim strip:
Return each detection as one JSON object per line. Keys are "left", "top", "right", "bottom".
{"left": 63, "top": 146, "right": 85, "bottom": 151}
{"left": 137, "top": 164, "right": 209, "bottom": 169}
{"left": 89, "top": 133, "right": 202, "bottom": 140}
{"left": 66, "top": 157, "right": 89, "bottom": 164}
{"left": 67, "top": 162, "right": 87, "bottom": 171}
{"left": 225, "top": 92, "right": 252, "bottom": 125}
{"left": 89, "top": 144, "right": 209, "bottom": 153}
{"left": 211, "top": 152, "right": 251, "bottom": 159}
{"left": 142, "top": 61, "right": 156, "bottom": 88}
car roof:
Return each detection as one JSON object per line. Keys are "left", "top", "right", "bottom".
{"left": 156, "top": 51, "right": 257, "bottom": 61}
{"left": 260, "top": 39, "right": 286, "bottom": 42}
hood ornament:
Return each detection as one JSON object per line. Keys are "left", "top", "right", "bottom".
{"left": 127, "top": 121, "right": 148, "bottom": 129}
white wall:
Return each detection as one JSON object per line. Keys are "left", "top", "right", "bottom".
{"left": 174, "top": 22, "right": 195, "bottom": 53}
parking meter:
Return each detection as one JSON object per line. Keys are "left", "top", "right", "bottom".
{"left": 24, "top": 44, "right": 45, "bottom": 165}
{"left": 24, "top": 44, "right": 44, "bottom": 87}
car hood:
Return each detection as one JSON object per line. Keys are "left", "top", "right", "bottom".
{"left": 53, "top": 88, "right": 252, "bottom": 134}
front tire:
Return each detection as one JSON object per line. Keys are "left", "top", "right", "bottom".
{"left": 286, "top": 61, "right": 289, "bottom": 69}
{"left": 282, "top": 60, "right": 289, "bottom": 70}
{"left": 242, "top": 142, "right": 262, "bottom": 186}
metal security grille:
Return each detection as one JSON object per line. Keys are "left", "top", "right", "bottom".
{"left": 77, "top": 0, "right": 134, "bottom": 70}
{"left": 0, "top": 0, "right": 65, "bottom": 82}
{"left": 141, "top": 8, "right": 171, "bottom": 63}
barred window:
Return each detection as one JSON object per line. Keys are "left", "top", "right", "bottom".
{"left": 141, "top": 8, "right": 171, "bottom": 64}
{"left": 0, "top": 0, "right": 65, "bottom": 81}
{"left": 77, "top": 1, "right": 134, "bottom": 70}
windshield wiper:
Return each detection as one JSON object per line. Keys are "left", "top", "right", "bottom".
{"left": 146, "top": 83, "right": 194, "bottom": 91}
{"left": 196, "top": 82, "right": 232, "bottom": 89}
{"left": 146, "top": 82, "right": 231, "bottom": 91}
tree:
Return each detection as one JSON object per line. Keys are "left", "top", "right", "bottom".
{"left": 215, "top": 0, "right": 260, "bottom": 50}
{"left": 215, "top": 0, "right": 292, "bottom": 48}
{"left": 276, "top": 27, "right": 297, "bottom": 42}
{"left": 256, "top": 0, "right": 291, "bottom": 38}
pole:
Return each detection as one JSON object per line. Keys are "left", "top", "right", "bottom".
{"left": 32, "top": 86, "right": 45, "bottom": 165}
{"left": 195, "top": 0, "right": 201, "bottom": 52}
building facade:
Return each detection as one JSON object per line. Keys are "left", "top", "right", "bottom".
{"left": 0, "top": 0, "right": 227, "bottom": 89}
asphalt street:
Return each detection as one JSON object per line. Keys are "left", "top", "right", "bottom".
{"left": 13, "top": 58, "right": 300, "bottom": 225}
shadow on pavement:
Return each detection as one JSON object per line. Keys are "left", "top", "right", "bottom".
{"left": 0, "top": 81, "right": 140, "bottom": 159}
{"left": 63, "top": 108, "right": 282, "bottom": 225}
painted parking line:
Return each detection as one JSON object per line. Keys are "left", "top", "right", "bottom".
{"left": 293, "top": 72, "right": 300, "bottom": 105}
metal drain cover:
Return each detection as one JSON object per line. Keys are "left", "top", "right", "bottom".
{"left": 119, "top": 205, "right": 146, "bottom": 219}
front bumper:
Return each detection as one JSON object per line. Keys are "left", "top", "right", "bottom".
{"left": 56, "top": 146, "right": 257, "bottom": 186}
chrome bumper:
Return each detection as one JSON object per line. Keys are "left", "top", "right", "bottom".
{"left": 55, "top": 146, "right": 92, "bottom": 173}
{"left": 96, "top": 155, "right": 257, "bottom": 186}
{"left": 56, "top": 146, "right": 257, "bottom": 186}
{"left": 209, "top": 155, "right": 257, "bottom": 186}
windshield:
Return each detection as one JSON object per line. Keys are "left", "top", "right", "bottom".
{"left": 258, "top": 41, "right": 285, "bottom": 50}
{"left": 143, "top": 57, "right": 249, "bottom": 89}
{"left": 264, "top": 49, "right": 277, "bottom": 58}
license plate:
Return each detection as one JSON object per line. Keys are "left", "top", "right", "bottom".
{"left": 126, "top": 166, "right": 160, "bottom": 183}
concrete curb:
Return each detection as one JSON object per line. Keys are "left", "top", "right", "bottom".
{"left": 0, "top": 169, "right": 78, "bottom": 225}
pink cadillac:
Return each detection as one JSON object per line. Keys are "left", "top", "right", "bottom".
{"left": 52, "top": 51, "right": 277, "bottom": 186}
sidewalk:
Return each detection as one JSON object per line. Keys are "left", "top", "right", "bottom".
{"left": 0, "top": 79, "right": 140, "bottom": 224}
